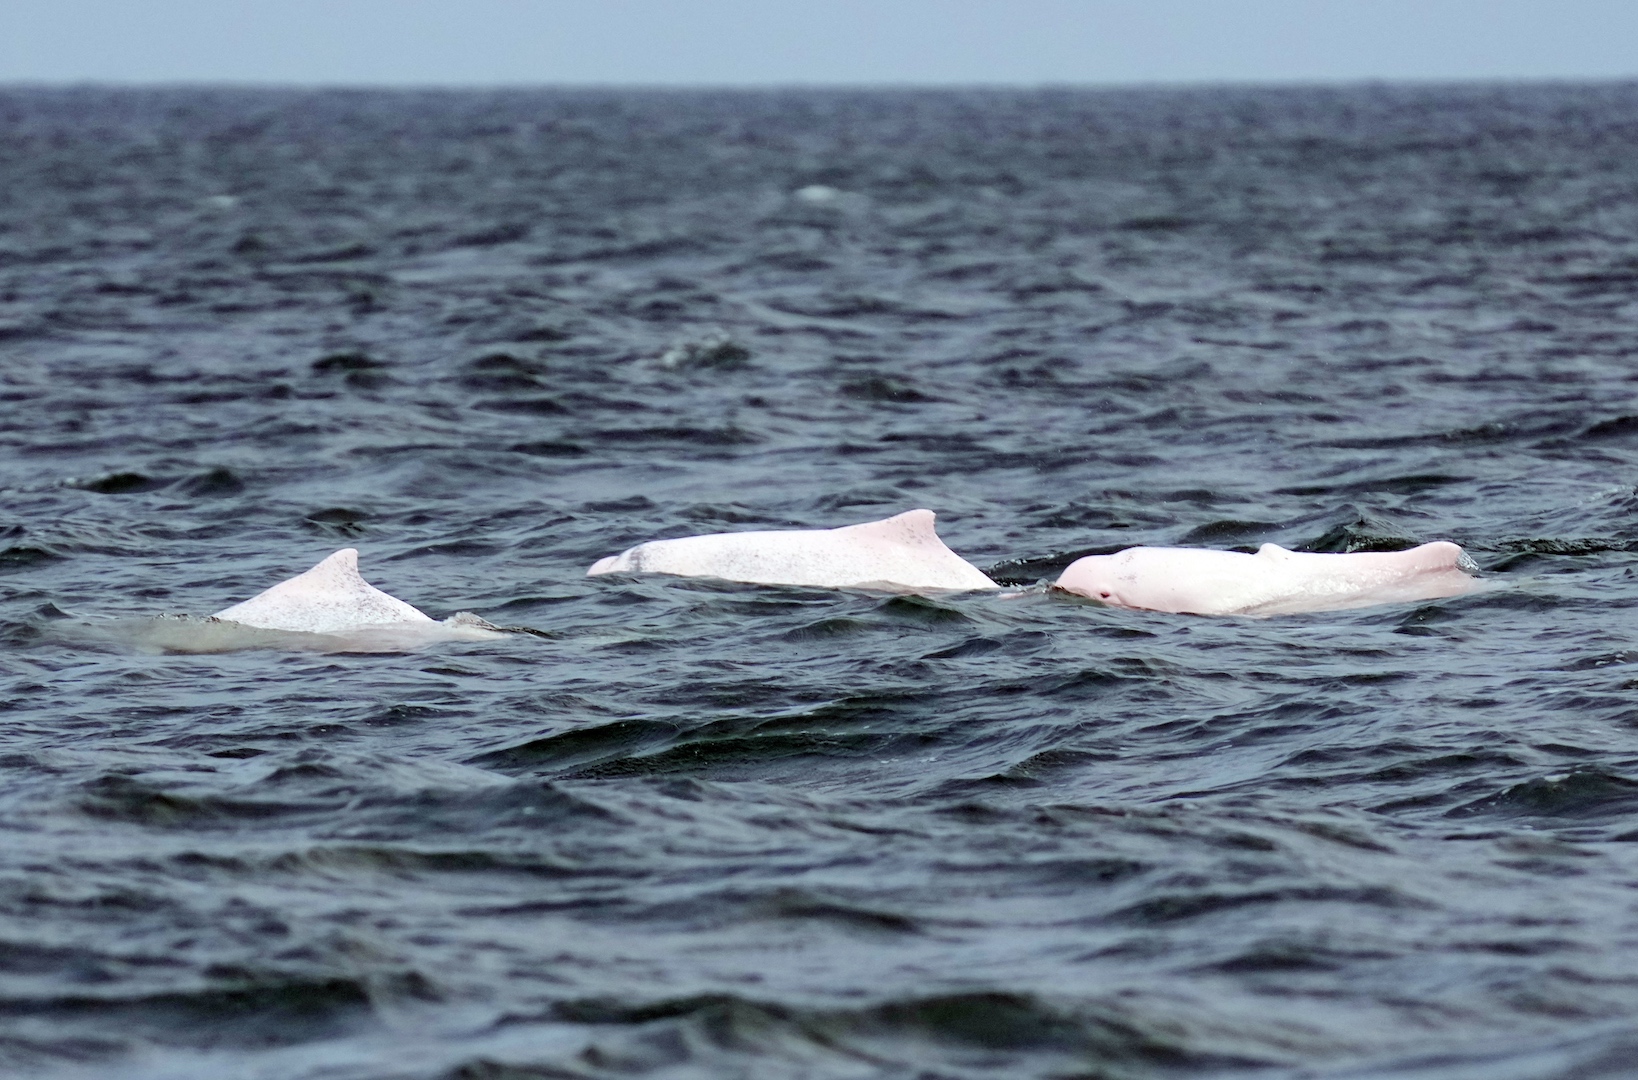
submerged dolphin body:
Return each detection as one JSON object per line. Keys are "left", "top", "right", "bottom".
{"left": 210, "top": 548, "right": 503, "bottom": 644}
{"left": 587, "top": 509, "right": 999, "bottom": 592}
{"left": 1054, "top": 541, "right": 1480, "bottom": 616}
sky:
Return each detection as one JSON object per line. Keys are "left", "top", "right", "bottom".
{"left": 0, "top": 0, "right": 1634, "bottom": 87}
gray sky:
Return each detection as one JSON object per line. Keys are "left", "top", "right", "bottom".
{"left": 1, "top": 0, "right": 1634, "bottom": 86}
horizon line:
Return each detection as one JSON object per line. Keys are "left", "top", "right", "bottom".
{"left": 3, "top": 74, "right": 1636, "bottom": 93}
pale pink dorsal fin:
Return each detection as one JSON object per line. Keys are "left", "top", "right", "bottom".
{"left": 213, "top": 548, "right": 434, "bottom": 632}
{"left": 834, "top": 508, "right": 943, "bottom": 549}
{"left": 309, "top": 547, "right": 361, "bottom": 581}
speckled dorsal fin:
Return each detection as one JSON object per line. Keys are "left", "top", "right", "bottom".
{"left": 835, "top": 509, "right": 943, "bottom": 549}
{"left": 212, "top": 548, "right": 434, "bottom": 633}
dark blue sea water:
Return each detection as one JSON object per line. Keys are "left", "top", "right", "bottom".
{"left": 3, "top": 83, "right": 1638, "bottom": 1079}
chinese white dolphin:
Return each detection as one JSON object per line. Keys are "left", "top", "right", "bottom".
{"left": 587, "top": 509, "right": 999, "bottom": 592}
{"left": 1054, "top": 541, "right": 1480, "bottom": 616}
{"left": 210, "top": 548, "right": 503, "bottom": 645}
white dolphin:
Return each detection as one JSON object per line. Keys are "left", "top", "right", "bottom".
{"left": 1054, "top": 541, "right": 1480, "bottom": 616}
{"left": 210, "top": 548, "right": 503, "bottom": 644}
{"left": 587, "top": 509, "right": 999, "bottom": 592}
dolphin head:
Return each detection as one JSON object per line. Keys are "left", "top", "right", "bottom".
{"left": 1055, "top": 555, "right": 1120, "bottom": 604}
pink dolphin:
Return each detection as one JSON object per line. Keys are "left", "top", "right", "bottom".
{"left": 588, "top": 509, "right": 999, "bottom": 592}
{"left": 1054, "top": 541, "right": 1480, "bottom": 616}
{"left": 212, "top": 548, "right": 502, "bottom": 641}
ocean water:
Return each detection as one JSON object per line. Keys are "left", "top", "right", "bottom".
{"left": 2, "top": 83, "right": 1638, "bottom": 1079}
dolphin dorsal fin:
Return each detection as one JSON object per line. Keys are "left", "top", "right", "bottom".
{"left": 835, "top": 508, "right": 943, "bottom": 548}
{"left": 213, "top": 548, "right": 434, "bottom": 633}
{"left": 309, "top": 547, "right": 361, "bottom": 580}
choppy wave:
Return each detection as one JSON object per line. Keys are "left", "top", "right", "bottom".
{"left": 2, "top": 82, "right": 1638, "bottom": 1078}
